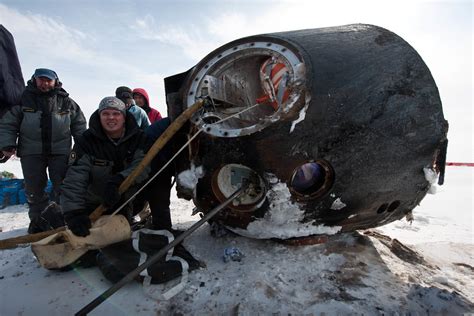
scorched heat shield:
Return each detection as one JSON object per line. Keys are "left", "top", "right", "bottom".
{"left": 164, "top": 24, "right": 448, "bottom": 240}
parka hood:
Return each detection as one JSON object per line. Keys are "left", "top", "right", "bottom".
{"left": 132, "top": 88, "right": 150, "bottom": 109}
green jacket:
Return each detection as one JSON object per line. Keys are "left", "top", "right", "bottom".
{"left": 0, "top": 78, "right": 86, "bottom": 156}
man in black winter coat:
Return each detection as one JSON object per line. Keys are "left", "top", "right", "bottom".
{"left": 0, "top": 68, "right": 86, "bottom": 233}
{"left": 61, "top": 96, "right": 150, "bottom": 237}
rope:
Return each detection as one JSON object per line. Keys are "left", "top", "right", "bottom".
{"left": 111, "top": 101, "right": 263, "bottom": 216}
{"left": 202, "top": 99, "right": 262, "bottom": 125}
{"left": 111, "top": 128, "right": 203, "bottom": 216}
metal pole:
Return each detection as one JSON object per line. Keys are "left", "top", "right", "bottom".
{"left": 76, "top": 183, "right": 247, "bottom": 316}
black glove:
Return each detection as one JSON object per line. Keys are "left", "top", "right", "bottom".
{"left": 40, "top": 202, "right": 65, "bottom": 229}
{"left": 64, "top": 210, "right": 91, "bottom": 237}
{"left": 103, "top": 174, "right": 124, "bottom": 208}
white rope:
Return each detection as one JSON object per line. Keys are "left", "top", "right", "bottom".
{"left": 110, "top": 101, "right": 263, "bottom": 217}
{"left": 207, "top": 101, "right": 261, "bottom": 126}
{"left": 111, "top": 128, "right": 204, "bottom": 216}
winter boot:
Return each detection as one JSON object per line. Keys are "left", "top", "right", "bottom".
{"left": 28, "top": 216, "right": 46, "bottom": 234}
{"left": 27, "top": 202, "right": 64, "bottom": 234}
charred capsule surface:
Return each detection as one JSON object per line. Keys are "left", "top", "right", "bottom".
{"left": 165, "top": 24, "right": 448, "bottom": 239}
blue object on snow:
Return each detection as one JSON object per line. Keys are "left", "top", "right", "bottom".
{"left": 0, "top": 179, "right": 53, "bottom": 207}
{"left": 0, "top": 179, "right": 24, "bottom": 208}
{"left": 223, "top": 247, "right": 244, "bottom": 263}
{"left": 18, "top": 188, "right": 27, "bottom": 204}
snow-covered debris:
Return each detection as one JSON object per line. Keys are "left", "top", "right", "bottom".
{"left": 229, "top": 175, "right": 341, "bottom": 239}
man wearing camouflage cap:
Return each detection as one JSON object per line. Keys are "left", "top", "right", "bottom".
{"left": 61, "top": 96, "right": 150, "bottom": 237}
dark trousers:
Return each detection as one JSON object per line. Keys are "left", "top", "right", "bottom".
{"left": 21, "top": 154, "right": 68, "bottom": 219}
{"left": 136, "top": 163, "right": 173, "bottom": 230}
{"left": 148, "top": 166, "right": 173, "bottom": 229}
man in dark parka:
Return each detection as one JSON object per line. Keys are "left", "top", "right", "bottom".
{"left": 61, "top": 96, "right": 150, "bottom": 237}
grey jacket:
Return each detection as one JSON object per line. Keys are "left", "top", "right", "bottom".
{"left": 0, "top": 78, "right": 86, "bottom": 156}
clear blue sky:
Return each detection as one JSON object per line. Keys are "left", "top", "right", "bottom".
{"left": 0, "top": 0, "right": 472, "bottom": 161}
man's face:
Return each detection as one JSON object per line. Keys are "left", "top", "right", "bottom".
{"left": 99, "top": 109, "right": 125, "bottom": 137}
{"left": 133, "top": 94, "right": 146, "bottom": 107}
{"left": 35, "top": 76, "right": 55, "bottom": 92}
{"left": 123, "top": 98, "right": 134, "bottom": 110}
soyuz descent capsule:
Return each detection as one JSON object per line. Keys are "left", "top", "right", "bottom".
{"left": 164, "top": 24, "right": 448, "bottom": 240}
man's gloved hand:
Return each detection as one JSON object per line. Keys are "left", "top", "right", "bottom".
{"left": 64, "top": 210, "right": 91, "bottom": 237}
{"left": 103, "top": 174, "right": 124, "bottom": 208}
{"left": 40, "top": 202, "right": 65, "bottom": 229}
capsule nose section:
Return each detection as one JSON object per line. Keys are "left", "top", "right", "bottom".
{"left": 168, "top": 24, "right": 448, "bottom": 239}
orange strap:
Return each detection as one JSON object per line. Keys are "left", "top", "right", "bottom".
{"left": 446, "top": 162, "right": 474, "bottom": 167}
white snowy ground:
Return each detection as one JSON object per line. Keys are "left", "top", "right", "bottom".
{"left": 0, "top": 158, "right": 473, "bottom": 315}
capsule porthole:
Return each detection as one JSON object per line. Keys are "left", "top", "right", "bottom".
{"left": 289, "top": 160, "right": 334, "bottom": 199}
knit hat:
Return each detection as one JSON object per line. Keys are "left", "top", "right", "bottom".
{"left": 98, "top": 96, "right": 126, "bottom": 115}
{"left": 115, "top": 86, "right": 133, "bottom": 102}
{"left": 33, "top": 68, "right": 57, "bottom": 80}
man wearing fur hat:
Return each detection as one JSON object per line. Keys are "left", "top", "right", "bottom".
{"left": 0, "top": 68, "right": 86, "bottom": 233}
{"left": 61, "top": 96, "right": 150, "bottom": 237}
